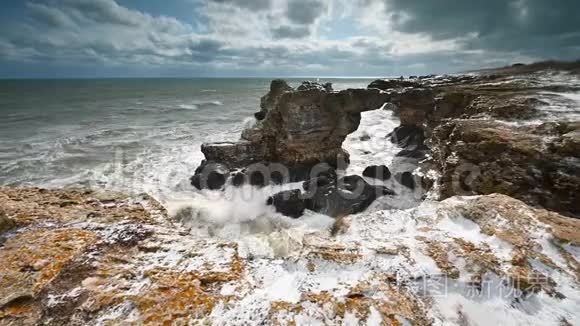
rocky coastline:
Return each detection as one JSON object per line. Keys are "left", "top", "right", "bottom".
{"left": 192, "top": 62, "right": 579, "bottom": 218}
{"left": 1, "top": 62, "right": 579, "bottom": 324}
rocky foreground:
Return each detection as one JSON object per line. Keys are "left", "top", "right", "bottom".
{"left": 1, "top": 62, "right": 580, "bottom": 325}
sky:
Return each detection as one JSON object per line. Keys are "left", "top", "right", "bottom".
{"left": 0, "top": 0, "right": 579, "bottom": 78}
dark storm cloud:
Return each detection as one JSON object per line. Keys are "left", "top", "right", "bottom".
{"left": 209, "top": 0, "right": 271, "bottom": 11}
{"left": 271, "top": 25, "right": 310, "bottom": 39}
{"left": 1, "top": 0, "right": 578, "bottom": 78}
{"left": 286, "top": 0, "right": 326, "bottom": 25}
{"left": 384, "top": 0, "right": 580, "bottom": 58}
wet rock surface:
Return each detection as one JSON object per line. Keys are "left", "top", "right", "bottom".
{"left": 267, "top": 174, "right": 395, "bottom": 219}
{"left": 267, "top": 189, "right": 305, "bottom": 218}
{"left": 362, "top": 165, "right": 391, "bottom": 180}
{"left": 1, "top": 187, "right": 578, "bottom": 325}
{"left": 303, "top": 175, "right": 395, "bottom": 218}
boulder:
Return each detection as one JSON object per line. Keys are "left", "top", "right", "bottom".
{"left": 362, "top": 165, "right": 391, "bottom": 180}
{"left": 303, "top": 175, "right": 395, "bottom": 217}
{"left": 266, "top": 189, "right": 305, "bottom": 218}
{"left": 268, "top": 174, "right": 395, "bottom": 218}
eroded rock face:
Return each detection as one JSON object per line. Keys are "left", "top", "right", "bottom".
{"left": 193, "top": 80, "right": 391, "bottom": 184}
{"left": 430, "top": 120, "right": 580, "bottom": 216}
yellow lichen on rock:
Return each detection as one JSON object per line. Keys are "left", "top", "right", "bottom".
{"left": 0, "top": 228, "right": 98, "bottom": 307}
{"left": 132, "top": 270, "right": 218, "bottom": 324}
{"left": 424, "top": 240, "right": 460, "bottom": 279}
{"left": 0, "top": 187, "right": 159, "bottom": 225}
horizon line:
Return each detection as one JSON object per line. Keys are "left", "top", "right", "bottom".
{"left": 0, "top": 75, "right": 402, "bottom": 81}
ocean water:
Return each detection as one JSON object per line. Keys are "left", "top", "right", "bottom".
{"left": 0, "top": 78, "right": 376, "bottom": 200}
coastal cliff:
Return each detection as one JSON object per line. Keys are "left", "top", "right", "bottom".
{"left": 1, "top": 62, "right": 580, "bottom": 325}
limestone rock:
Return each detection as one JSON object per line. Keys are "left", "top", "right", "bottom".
{"left": 430, "top": 120, "right": 580, "bottom": 216}
{"left": 193, "top": 80, "right": 390, "bottom": 184}
{"left": 201, "top": 141, "right": 267, "bottom": 169}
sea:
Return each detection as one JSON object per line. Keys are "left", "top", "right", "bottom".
{"left": 0, "top": 78, "right": 388, "bottom": 203}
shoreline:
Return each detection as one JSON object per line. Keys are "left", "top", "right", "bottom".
{"left": 1, "top": 62, "right": 579, "bottom": 324}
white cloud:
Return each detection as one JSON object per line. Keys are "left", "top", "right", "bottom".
{"left": 1, "top": 0, "right": 574, "bottom": 76}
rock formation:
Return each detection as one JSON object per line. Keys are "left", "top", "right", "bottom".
{"left": 267, "top": 175, "right": 395, "bottom": 218}
{"left": 430, "top": 119, "right": 580, "bottom": 216}
{"left": 193, "top": 80, "right": 393, "bottom": 188}
{"left": 193, "top": 64, "right": 580, "bottom": 219}
{"left": 366, "top": 65, "right": 580, "bottom": 217}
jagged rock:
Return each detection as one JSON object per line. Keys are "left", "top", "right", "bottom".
{"left": 266, "top": 189, "right": 305, "bottom": 218}
{"left": 260, "top": 79, "right": 293, "bottom": 113}
{"left": 194, "top": 80, "right": 390, "bottom": 183}
{"left": 362, "top": 165, "right": 391, "bottom": 180}
{"left": 430, "top": 120, "right": 580, "bottom": 216}
{"left": 391, "top": 88, "right": 436, "bottom": 126}
{"left": 461, "top": 94, "right": 545, "bottom": 121}
{"left": 1, "top": 185, "right": 578, "bottom": 324}
{"left": 201, "top": 141, "right": 267, "bottom": 169}
{"left": 303, "top": 175, "right": 394, "bottom": 217}
{"left": 297, "top": 81, "right": 333, "bottom": 92}
{"left": 368, "top": 79, "right": 422, "bottom": 90}
{"left": 190, "top": 162, "right": 229, "bottom": 190}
